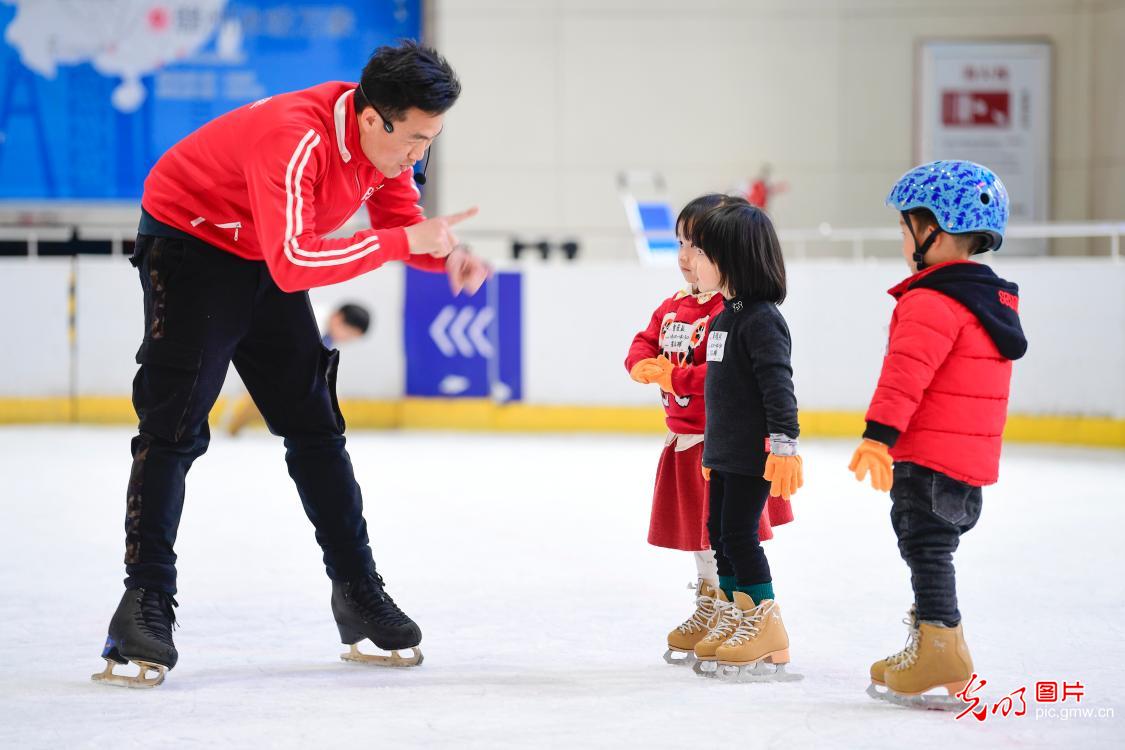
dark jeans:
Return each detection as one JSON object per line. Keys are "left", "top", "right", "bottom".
{"left": 707, "top": 470, "right": 771, "bottom": 585}
{"left": 123, "top": 233, "right": 376, "bottom": 594}
{"left": 890, "top": 462, "right": 983, "bottom": 627}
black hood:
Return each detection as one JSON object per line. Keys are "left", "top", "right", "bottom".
{"left": 908, "top": 262, "right": 1028, "bottom": 360}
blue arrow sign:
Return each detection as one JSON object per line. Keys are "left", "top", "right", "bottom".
{"left": 404, "top": 267, "right": 522, "bottom": 400}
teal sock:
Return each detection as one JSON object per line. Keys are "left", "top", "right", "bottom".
{"left": 718, "top": 575, "right": 737, "bottom": 600}
{"left": 736, "top": 581, "right": 775, "bottom": 603}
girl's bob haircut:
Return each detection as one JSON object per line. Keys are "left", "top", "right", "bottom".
{"left": 687, "top": 202, "right": 787, "bottom": 305}
{"left": 676, "top": 193, "right": 746, "bottom": 237}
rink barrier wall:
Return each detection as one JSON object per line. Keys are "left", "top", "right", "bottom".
{"left": 0, "top": 397, "right": 1121, "bottom": 448}
{"left": 1, "top": 257, "right": 1123, "bottom": 447}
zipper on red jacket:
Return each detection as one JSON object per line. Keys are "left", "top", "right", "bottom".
{"left": 215, "top": 221, "right": 241, "bottom": 242}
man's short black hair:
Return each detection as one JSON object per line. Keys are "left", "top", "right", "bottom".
{"left": 337, "top": 303, "right": 372, "bottom": 335}
{"left": 688, "top": 203, "right": 787, "bottom": 305}
{"left": 354, "top": 40, "right": 461, "bottom": 123}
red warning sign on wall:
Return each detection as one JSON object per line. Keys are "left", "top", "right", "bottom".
{"left": 941, "top": 91, "right": 1010, "bottom": 127}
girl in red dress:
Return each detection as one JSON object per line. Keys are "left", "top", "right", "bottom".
{"left": 625, "top": 194, "right": 792, "bottom": 665}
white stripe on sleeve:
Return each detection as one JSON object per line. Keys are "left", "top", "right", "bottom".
{"left": 282, "top": 129, "right": 385, "bottom": 267}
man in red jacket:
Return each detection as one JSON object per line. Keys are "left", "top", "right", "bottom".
{"left": 849, "top": 161, "right": 1027, "bottom": 709}
{"left": 93, "top": 42, "right": 486, "bottom": 688}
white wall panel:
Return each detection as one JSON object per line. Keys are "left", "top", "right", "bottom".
{"left": 0, "top": 259, "right": 71, "bottom": 397}
{"left": 434, "top": 0, "right": 1125, "bottom": 258}
{"left": 524, "top": 259, "right": 1125, "bottom": 418}
{"left": 75, "top": 257, "right": 143, "bottom": 395}
{"left": 3, "top": 257, "right": 1122, "bottom": 420}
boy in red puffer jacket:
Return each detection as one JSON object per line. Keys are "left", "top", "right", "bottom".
{"left": 849, "top": 161, "right": 1027, "bottom": 709}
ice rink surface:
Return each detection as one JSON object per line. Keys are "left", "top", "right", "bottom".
{"left": 0, "top": 426, "right": 1122, "bottom": 749}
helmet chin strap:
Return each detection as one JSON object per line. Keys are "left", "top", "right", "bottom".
{"left": 901, "top": 211, "right": 942, "bottom": 271}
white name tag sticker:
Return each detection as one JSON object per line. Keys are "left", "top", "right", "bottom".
{"left": 706, "top": 331, "right": 727, "bottom": 362}
{"left": 662, "top": 322, "right": 693, "bottom": 353}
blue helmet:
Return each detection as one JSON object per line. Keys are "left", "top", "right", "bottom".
{"left": 887, "top": 160, "right": 1009, "bottom": 252}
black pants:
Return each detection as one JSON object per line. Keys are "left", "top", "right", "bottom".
{"left": 890, "top": 462, "right": 983, "bottom": 627}
{"left": 707, "top": 470, "right": 771, "bottom": 585}
{"left": 123, "top": 233, "right": 376, "bottom": 594}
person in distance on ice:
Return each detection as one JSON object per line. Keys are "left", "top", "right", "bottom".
{"left": 850, "top": 160, "right": 1027, "bottom": 710}
{"left": 92, "top": 41, "right": 489, "bottom": 688}
{"left": 690, "top": 200, "right": 804, "bottom": 682}
{"left": 625, "top": 194, "right": 792, "bottom": 669}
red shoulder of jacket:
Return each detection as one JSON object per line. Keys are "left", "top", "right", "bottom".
{"left": 243, "top": 81, "right": 362, "bottom": 160}
{"left": 892, "top": 288, "right": 968, "bottom": 338}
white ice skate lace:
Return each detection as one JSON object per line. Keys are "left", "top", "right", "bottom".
{"left": 893, "top": 632, "right": 924, "bottom": 671}
{"left": 723, "top": 601, "right": 774, "bottom": 647}
{"left": 884, "top": 607, "right": 920, "bottom": 669}
{"left": 676, "top": 585, "right": 718, "bottom": 635}
{"left": 701, "top": 599, "right": 742, "bottom": 643}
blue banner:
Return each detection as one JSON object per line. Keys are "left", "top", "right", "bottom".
{"left": 0, "top": 1, "right": 420, "bottom": 199}
{"left": 404, "top": 268, "right": 523, "bottom": 401}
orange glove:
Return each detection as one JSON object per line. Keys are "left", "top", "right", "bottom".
{"left": 629, "top": 359, "right": 656, "bottom": 383}
{"left": 647, "top": 355, "right": 676, "bottom": 395}
{"left": 849, "top": 439, "right": 893, "bottom": 492}
{"left": 764, "top": 454, "right": 803, "bottom": 501}
{"left": 630, "top": 356, "right": 676, "bottom": 394}
{"left": 701, "top": 464, "right": 711, "bottom": 482}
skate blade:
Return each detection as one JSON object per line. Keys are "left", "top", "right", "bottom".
{"left": 663, "top": 648, "right": 697, "bottom": 667}
{"left": 340, "top": 643, "right": 423, "bottom": 668}
{"left": 884, "top": 685, "right": 967, "bottom": 711}
{"left": 716, "top": 661, "right": 803, "bottom": 683}
{"left": 692, "top": 658, "right": 719, "bottom": 677}
{"left": 867, "top": 681, "right": 889, "bottom": 701}
{"left": 91, "top": 658, "right": 166, "bottom": 688}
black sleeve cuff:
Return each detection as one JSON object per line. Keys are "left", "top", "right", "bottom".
{"left": 863, "top": 421, "right": 900, "bottom": 448}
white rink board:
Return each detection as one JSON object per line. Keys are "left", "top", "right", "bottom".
{"left": 522, "top": 259, "right": 1125, "bottom": 417}
{"left": 74, "top": 256, "right": 143, "bottom": 395}
{"left": 1, "top": 258, "right": 1123, "bottom": 418}
{"left": 0, "top": 258, "right": 71, "bottom": 397}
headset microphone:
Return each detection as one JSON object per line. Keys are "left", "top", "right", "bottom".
{"left": 414, "top": 146, "right": 431, "bottom": 186}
